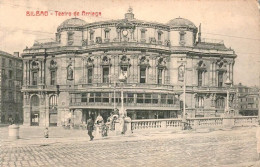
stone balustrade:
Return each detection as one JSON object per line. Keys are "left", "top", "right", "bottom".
{"left": 234, "top": 116, "right": 258, "bottom": 126}
{"left": 131, "top": 116, "right": 258, "bottom": 132}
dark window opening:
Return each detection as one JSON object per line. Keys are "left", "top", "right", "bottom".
{"left": 140, "top": 67, "right": 146, "bottom": 83}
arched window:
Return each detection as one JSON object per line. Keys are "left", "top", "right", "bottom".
{"left": 196, "top": 96, "right": 204, "bottom": 108}
{"left": 31, "top": 95, "right": 39, "bottom": 106}
{"left": 49, "top": 95, "right": 57, "bottom": 108}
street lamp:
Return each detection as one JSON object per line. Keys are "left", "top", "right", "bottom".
{"left": 118, "top": 72, "right": 127, "bottom": 117}
{"left": 225, "top": 78, "right": 232, "bottom": 115}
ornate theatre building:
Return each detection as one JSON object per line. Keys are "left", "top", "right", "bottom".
{"left": 22, "top": 8, "right": 236, "bottom": 126}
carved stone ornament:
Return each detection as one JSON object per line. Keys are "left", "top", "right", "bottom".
{"left": 31, "top": 61, "right": 39, "bottom": 71}
{"left": 157, "top": 57, "right": 167, "bottom": 69}
{"left": 96, "top": 37, "right": 102, "bottom": 44}
{"left": 101, "top": 56, "right": 111, "bottom": 66}
{"left": 119, "top": 55, "right": 131, "bottom": 67}
{"left": 196, "top": 60, "right": 207, "bottom": 71}
{"left": 67, "top": 62, "right": 73, "bottom": 80}
{"left": 216, "top": 58, "right": 227, "bottom": 72}
{"left": 178, "top": 65, "right": 185, "bottom": 81}
{"left": 86, "top": 57, "right": 94, "bottom": 68}
{"left": 138, "top": 56, "right": 150, "bottom": 67}
{"left": 49, "top": 60, "right": 58, "bottom": 70}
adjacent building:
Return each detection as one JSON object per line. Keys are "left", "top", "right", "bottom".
{"left": 21, "top": 8, "right": 237, "bottom": 127}
{"left": 234, "top": 83, "right": 259, "bottom": 116}
{"left": 0, "top": 51, "right": 23, "bottom": 123}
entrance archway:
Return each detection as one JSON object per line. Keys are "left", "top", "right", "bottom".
{"left": 30, "top": 95, "right": 40, "bottom": 126}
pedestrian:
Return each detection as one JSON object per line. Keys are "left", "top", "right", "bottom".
{"left": 119, "top": 115, "right": 125, "bottom": 135}
{"left": 256, "top": 120, "right": 260, "bottom": 159}
{"left": 44, "top": 127, "right": 49, "bottom": 138}
{"left": 87, "top": 117, "right": 94, "bottom": 141}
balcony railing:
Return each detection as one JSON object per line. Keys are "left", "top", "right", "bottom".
{"left": 131, "top": 116, "right": 258, "bottom": 132}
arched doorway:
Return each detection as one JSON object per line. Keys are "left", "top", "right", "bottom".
{"left": 49, "top": 95, "right": 58, "bottom": 126}
{"left": 30, "top": 95, "right": 40, "bottom": 126}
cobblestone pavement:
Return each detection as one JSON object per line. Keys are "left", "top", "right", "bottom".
{"left": 1, "top": 127, "right": 260, "bottom": 167}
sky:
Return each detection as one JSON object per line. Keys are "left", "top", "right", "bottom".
{"left": 0, "top": 0, "right": 259, "bottom": 87}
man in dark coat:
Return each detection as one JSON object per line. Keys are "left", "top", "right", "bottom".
{"left": 87, "top": 118, "right": 94, "bottom": 141}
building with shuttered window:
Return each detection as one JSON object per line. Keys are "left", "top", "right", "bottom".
{"left": 21, "top": 8, "right": 236, "bottom": 127}
{"left": 0, "top": 51, "right": 23, "bottom": 124}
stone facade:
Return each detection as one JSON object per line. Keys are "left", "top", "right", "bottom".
{"left": 0, "top": 51, "right": 23, "bottom": 123}
{"left": 22, "top": 8, "right": 236, "bottom": 127}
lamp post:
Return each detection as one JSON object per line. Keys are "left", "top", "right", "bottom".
{"left": 225, "top": 78, "right": 232, "bottom": 115}
{"left": 118, "top": 72, "right": 127, "bottom": 117}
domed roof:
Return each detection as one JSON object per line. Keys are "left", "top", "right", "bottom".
{"left": 57, "top": 18, "right": 87, "bottom": 31}
{"left": 167, "top": 17, "right": 197, "bottom": 29}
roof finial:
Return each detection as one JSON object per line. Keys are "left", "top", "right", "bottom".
{"left": 128, "top": 6, "right": 133, "bottom": 13}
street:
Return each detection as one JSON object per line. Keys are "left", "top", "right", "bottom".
{"left": 0, "top": 126, "right": 259, "bottom": 167}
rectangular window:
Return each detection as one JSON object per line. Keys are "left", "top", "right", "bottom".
{"left": 95, "top": 92, "right": 101, "bottom": 102}
{"left": 127, "top": 93, "right": 134, "bottom": 103}
{"left": 158, "top": 69, "right": 163, "bottom": 84}
{"left": 111, "top": 93, "right": 121, "bottom": 103}
{"left": 167, "top": 94, "right": 174, "bottom": 104}
{"left": 103, "top": 67, "right": 109, "bottom": 83}
{"left": 68, "top": 33, "right": 73, "bottom": 41}
{"left": 161, "top": 94, "right": 167, "bottom": 104}
{"left": 137, "top": 93, "right": 144, "bottom": 103}
{"left": 218, "top": 72, "right": 223, "bottom": 87}
{"left": 141, "top": 31, "right": 145, "bottom": 39}
{"left": 81, "top": 93, "right": 87, "bottom": 102}
{"left": 145, "top": 94, "right": 152, "bottom": 103}
{"left": 32, "top": 72, "right": 37, "bottom": 85}
{"left": 102, "top": 93, "right": 109, "bottom": 103}
{"left": 152, "top": 94, "right": 159, "bottom": 104}
{"left": 90, "top": 32, "right": 94, "bottom": 40}
{"left": 50, "top": 71, "right": 56, "bottom": 85}
{"left": 9, "top": 60, "right": 12, "bottom": 67}
{"left": 140, "top": 67, "right": 146, "bottom": 83}
{"left": 198, "top": 71, "right": 203, "bottom": 86}
{"left": 2, "top": 58, "right": 5, "bottom": 66}
{"left": 180, "top": 34, "right": 184, "bottom": 41}
{"left": 75, "top": 94, "right": 81, "bottom": 103}
{"left": 158, "top": 33, "right": 161, "bottom": 41}
{"left": 89, "top": 93, "right": 94, "bottom": 102}
{"left": 87, "top": 68, "right": 93, "bottom": 83}
{"left": 105, "top": 31, "right": 109, "bottom": 39}
{"left": 8, "top": 70, "right": 13, "bottom": 79}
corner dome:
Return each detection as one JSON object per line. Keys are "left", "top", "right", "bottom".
{"left": 167, "top": 17, "right": 197, "bottom": 29}
{"left": 57, "top": 18, "right": 87, "bottom": 31}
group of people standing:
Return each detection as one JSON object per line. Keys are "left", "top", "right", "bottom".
{"left": 86, "top": 109, "right": 125, "bottom": 141}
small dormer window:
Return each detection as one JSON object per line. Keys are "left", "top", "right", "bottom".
{"left": 179, "top": 31, "right": 186, "bottom": 45}
{"left": 105, "top": 31, "right": 109, "bottom": 39}
{"left": 104, "top": 28, "right": 111, "bottom": 39}
{"left": 141, "top": 31, "right": 145, "bottom": 39}
{"left": 158, "top": 33, "right": 161, "bottom": 41}
{"left": 157, "top": 30, "right": 163, "bottom": 41}
{"left": 67, "top": 32, "right": 74, "bottom": 45}
{"left": 180, "top": 33, "right": 184, "bottom": 41}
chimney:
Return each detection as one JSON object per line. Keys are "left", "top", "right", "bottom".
{"left": 13, "top": 52, "right": 19, "bottom": 57}
{"left": 198, "top": 23, "right": 201, "bottom": 43}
